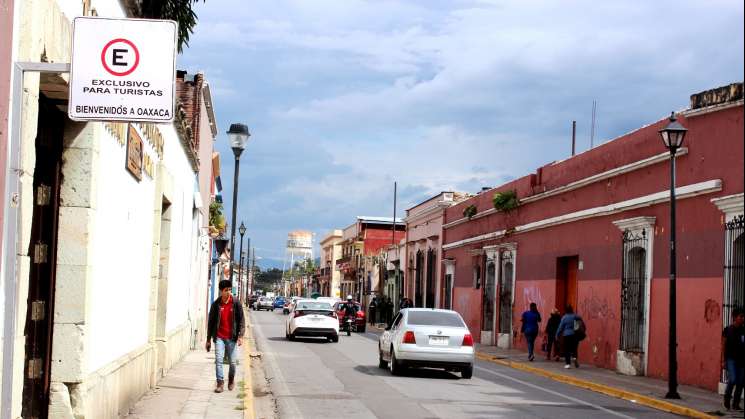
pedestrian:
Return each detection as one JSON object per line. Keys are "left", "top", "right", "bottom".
{"left": 545, "top": 307, "right": 562, "bottom": 361}
{"left": 721, "top": 308, "right": 744, "bottom": 411}
{"left": 399, "top": 296, "right": 411, "bottom": 309}
{"left": 384, "top": 296, "right": 393, "bottom": 325}
{"left": 206, "top": 280, "right": 245, "bottom": 393}
{"left": 520, "top": 302, "right": 542, "bottom": 361}
{"left": 369, "top": 296, "right": 378, "bottom": 325}
{"left": 556, "top": 305, "right": 584, "bottom": 369}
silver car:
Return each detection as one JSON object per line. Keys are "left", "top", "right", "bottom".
{"left": 378, "top": 308, "right": 475, "bottom": 378}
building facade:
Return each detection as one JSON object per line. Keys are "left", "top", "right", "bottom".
{"left": 319, "top": 230, "right": 343, "bottom": 298}
{"left": 441, "top": 83, "right": 743, "bottom": 391}
{"left": 403, "top": 192, "right": 469, "bottom": 309}
{"left": 0, "top": 2, "right": 219, "bottom": 417}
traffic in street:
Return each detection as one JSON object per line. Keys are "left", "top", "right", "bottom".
{"left": 248, "top": 309, "right": 681, "bottom": 419}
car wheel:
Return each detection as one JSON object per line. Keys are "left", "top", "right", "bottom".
{"left": 329, "top": 335, "right": 339, "bottom": 343}
{"left": 378, "top": 348, "right": 388, "bottom": 369}
{"left": 461, "top": 364, "right": 473, "bottom": 379}
{"left": 389, "top": 347, "right": 403, "bottom": 376}
{"left": 288, "top": 332, "right": 295, "bottom": 341}
{"left": 358, "top": 326, "right": 366, "bottom": 333}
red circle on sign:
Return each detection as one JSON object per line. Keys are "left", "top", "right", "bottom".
{"left": 101, "top": 38, "right": 140, "bottom": 76}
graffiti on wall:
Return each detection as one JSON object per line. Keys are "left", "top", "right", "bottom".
{"left": 704, "top": 299, "right": 720, "bottom": 324}
{"left": 580, "top": 287, "right": 616, "bottom": 367}
{"left": 522, "top": 285, "right": 545, "bottom": 311}
{"left": 579, "top": 287, "right": 616, "bottom": 321}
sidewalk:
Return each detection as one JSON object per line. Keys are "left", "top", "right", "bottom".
{"left": 475, "top": 344, "right": 736, "bottom": 418}
{"left": 123, "top": 345, "right": 249, "bottom": 419}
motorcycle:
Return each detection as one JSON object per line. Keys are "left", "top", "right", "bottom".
{"left": 344, "top": 316, "right": 356, "bottom": 336}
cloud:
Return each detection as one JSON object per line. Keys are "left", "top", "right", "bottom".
{"left": 180, "top": 0, "right": 744, "bottom": 261}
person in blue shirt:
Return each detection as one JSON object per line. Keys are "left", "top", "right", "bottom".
{"left": 521, "top": 302, "right": 542, "bottom": 361}
{"left": 556, "top": 305, "right": 582, "bottom": 369}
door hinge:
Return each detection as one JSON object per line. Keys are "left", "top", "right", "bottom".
{"left": 33, "top": 243, "right": 48, "bottom": 264}
{"left": 36, "top": 184, "right": 51, "bottom": 206}
{"left": 31, "top": 301, "right": 45, "bottom": 321}
{"left": 27, "top": 358, "right": 43, "bottom": 380}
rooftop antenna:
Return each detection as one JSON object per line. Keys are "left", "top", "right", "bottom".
{"left": 571, "top": 120, "right": 576, "bottom": 156}
{"left": 590, "top": 100, "right": 597, "bottom": 148}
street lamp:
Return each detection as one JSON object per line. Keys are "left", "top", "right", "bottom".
{"left": 658, "top": 112, "right": 687, "bottom": 400}
{"left": 227, "top": 123, "right": 250, "bottom": 285}
{"left": 238, "top": 222, "right": 247, "bottom": 302}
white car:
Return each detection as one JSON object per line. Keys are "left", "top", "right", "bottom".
{"left": 378, "top": 308, "right": 475, "bottom": 378}
{"left": 254, "top": 296, "right": 274, "bottom": 311}
{"left": 286, "top": 299, "right": 339, "bottom": 342}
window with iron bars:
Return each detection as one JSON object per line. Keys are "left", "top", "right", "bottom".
{"left": 723, "top": 214, "right": 744, "bottom": 330}
{"left": 620, "top": 229, "right": 648, "bottom": 352}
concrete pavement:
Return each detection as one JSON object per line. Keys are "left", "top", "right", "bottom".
{"left": 122, "top": 332, "right": 250, "bottom": 418}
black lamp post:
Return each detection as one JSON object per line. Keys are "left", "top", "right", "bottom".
{"left": 227, "top": 123, "right": 250, "bottom": 285}
{"left": 238, "top": 222, "right": 246, "bottom": 302}
{"left": 658, "top": 112, "right": 687, "bottom": 400}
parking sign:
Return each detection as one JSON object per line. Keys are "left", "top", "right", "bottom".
{"left": 68, "top": 17, "right": 177, "bottom": 122}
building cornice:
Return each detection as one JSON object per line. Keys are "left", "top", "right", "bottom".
{"left": 443, "top": 179, "right": 721, "bottom": 251}
{"left": 612, "top": 216, "right": 656, "bottom": 232}
{"left": 711, "top": 193, "right": 744, "bottom": 218}
{"left": 443, "top": 148, "right": 688, "bottom": 230}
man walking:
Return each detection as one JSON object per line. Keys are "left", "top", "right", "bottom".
{"left": 206, "top": 280, "right": 245, "bottom": 393}
{"left": 722, "top": 308, "right": 744, "bottom": 411}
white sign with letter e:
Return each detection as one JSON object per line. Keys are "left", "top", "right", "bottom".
{"left": 68, "top": 17, "right": 177, "bottom": 122}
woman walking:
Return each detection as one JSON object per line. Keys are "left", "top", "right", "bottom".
{"left": 521, "top": 302, "right": 542, "bottom": 361}
{"left": 556, "top": 305, "right": 583, "bottom": 369}
{"left": 545, "top": 308, "right": 562, "bottom": 361}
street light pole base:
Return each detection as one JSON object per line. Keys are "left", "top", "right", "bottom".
{"left": 664, "top": 391, "right": 681, "bottom": 399}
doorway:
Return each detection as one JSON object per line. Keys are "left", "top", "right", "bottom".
{"left": 556, "top": 256, "right": 579, "bottom": 312}
{"left": 21, "top": 96, "right": 64, "bottom": 419}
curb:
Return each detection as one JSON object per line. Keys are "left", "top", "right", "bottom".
{"left": 243, "top": 308, "right": 255, "bottom": 419}
{"left": 475, "top": 352, "right": 716, "bottom": 419}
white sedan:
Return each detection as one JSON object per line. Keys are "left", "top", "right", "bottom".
{"left": 378, "top": 308, "right": 474, "bottom": 378}
{"left": 286, "top": 299, "right": 339, "bottom": 342}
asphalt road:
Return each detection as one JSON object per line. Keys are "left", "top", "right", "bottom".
{"left": 249, "top": 309, "right": 681, "bottom": 419}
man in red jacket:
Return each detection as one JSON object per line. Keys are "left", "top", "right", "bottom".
{"left": 206, "top": 280, "right": 245, "bottom": 393}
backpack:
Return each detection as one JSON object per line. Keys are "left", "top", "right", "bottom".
{"left": 573, "top": 317, "right": 587, "bottom": 341}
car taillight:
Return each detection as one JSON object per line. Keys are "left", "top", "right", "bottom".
{"left": 294, "top": 310, "right": 305, "bottom": 318}
{"left": 326, "top": 312, "right": 336, "bottom": 318}
{"left": 356, "top": 310, "right": 364, "bottom": 318}
{"left": 402, "top": 331, "right": 416, "bottom": 344}
{"left": 462, "top": 333, "right": 473, "bottom": 346}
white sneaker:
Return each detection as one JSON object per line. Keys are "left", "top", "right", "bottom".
{"left": 564, "top": 364, "right": 571, "bottom": 369}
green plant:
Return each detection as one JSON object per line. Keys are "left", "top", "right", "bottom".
{"left": 492, "top": 190, "right": 519, "bottom": 212}
{"left": 463, "top": 204, "right": 478, "bottom": 219}
{"left": 209, "top": 201, "right": 226, "bottom": 235}
{"left": 139, "top": 0, "right": 206, "bottom": 52}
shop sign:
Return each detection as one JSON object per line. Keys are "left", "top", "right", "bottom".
{"left": 68, "top": 17, "right": 177, "bottom": 122}
{"left": 126, "top": 125, "right": 144, "bottom": 181}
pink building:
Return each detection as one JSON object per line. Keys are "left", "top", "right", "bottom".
{"left": 403, "top": 192, "right": 469, "bottom": 308}
{"left": 0, "top": 0, "right": 15, "bottom": 240}
{"left": 441, "top": 83, "right": 743, "bottom": 391}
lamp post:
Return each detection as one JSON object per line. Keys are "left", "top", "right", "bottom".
{"left": 238, "top": 222, "right": 246, "bottom": 302}
{"left": 226, "top": 123, "right": 250, "bottom": 285}
{"left": 658, "top": 112, "right": 687, "bottom": 400}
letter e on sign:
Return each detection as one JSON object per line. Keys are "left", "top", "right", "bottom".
{"left": 68, "top": 17, "right": 177, "bottom": 122}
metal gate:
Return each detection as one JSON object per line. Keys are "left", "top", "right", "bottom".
{"left": 498, "top": 252, "right": 513, "bottom": 335}
{"left": 723, "top": 214, "right": 744, "bottom": 327}
{"left": 620, "top": 229, "right": 647, "bottom": 353}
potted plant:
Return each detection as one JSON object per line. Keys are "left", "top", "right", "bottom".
{"left": 463, "top": 204, "right": 478, "bottom": 220}
{"left": 492, "top": 189, "right": 519, "bottom": 212}
{"left": 209, "top": 201, "right": 226, "bottom": 237}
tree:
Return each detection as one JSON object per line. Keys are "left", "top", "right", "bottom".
{"left": 139, "top": 0, "right": 205, "bottom": 52}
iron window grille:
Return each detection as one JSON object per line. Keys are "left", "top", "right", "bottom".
{"left": 620, "top": 229, "right": 648, "bottom": 353}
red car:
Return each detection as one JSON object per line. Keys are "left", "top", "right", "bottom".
{"left": 333, "top": 301, "right": 366, "bottom": 333}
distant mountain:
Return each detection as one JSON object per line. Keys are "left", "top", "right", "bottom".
{"left": 256, "top": 257, "right": 285, "bottom": 271}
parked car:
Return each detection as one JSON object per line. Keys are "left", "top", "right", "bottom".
{"left": 333, "top": 301, "right": 366, "bottom": 333}
{"left": 254, "top": 296, "right": 274, "bottom": 311}
{"left": 378, "top": 308, "right": 474, "bottom": 379}
{"left": 273, "top": 296, "right": 286, "bottom": 310}
{"left": 286, "top": 299, "right": 339, "bottom": 342}
{"left": 248, "top": 294, "right": 259, "bottom": 308}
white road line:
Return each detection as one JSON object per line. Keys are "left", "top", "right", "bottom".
{"left": 474, "top": 366, "right": 637, "bottom": 419}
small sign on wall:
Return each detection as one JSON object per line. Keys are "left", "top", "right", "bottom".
{"left": 126, "top": 124, "right": 143, "bottom": 181}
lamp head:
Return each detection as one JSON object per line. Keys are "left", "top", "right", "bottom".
{"left": 239, "top": 221, "right": 246, "bottom": 236}
{"left": 658, "top": 112, "right": 687, "bottom": 151}
{"left": 227, "top": 123, "right": 250, "bottom": 153}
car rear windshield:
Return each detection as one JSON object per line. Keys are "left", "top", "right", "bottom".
{"left": 337, "top": 303, "right": 361, "bottom": 311}
{"left": 296, "top": 301, "right": 332, "bottom": 311}
{"left": 407, "top": 311, "right": 465, "bottom": 327}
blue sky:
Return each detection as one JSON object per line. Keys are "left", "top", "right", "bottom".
{"left": 179, "top": 0, "right": 744, "bottom": 267}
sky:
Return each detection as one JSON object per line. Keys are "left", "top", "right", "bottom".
{"left": 178, "top": 0, "right": 744, "bottom": 268}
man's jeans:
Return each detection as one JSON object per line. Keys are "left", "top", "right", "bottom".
{"left": 524, "top": 332, "right": 537, "bottom": 358}
{"left": 724, "top": 358, "right": 744, "bottom": 404}
{"left": 214, "top": 338, "right": 237, "bottom": 382}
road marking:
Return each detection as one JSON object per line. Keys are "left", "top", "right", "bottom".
{"left": 243, "top": 319, "right": 255, "bottom": 419}
{"left": 475, "top": 365, "right": 637, "bottom": 419}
